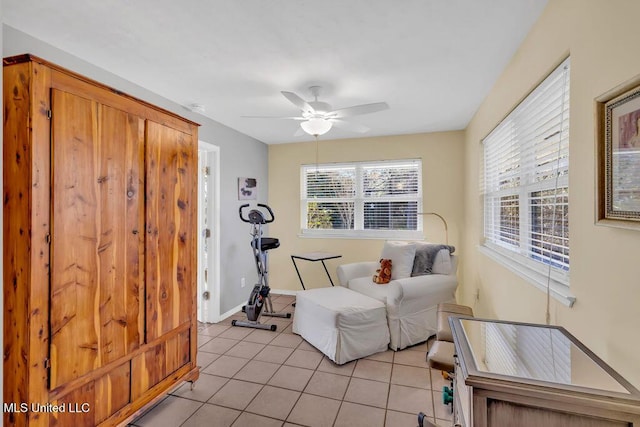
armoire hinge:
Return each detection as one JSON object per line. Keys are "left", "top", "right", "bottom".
{"left": 44, "top": 358, "right": 51, "bottom": 369}
{"left": 45, "top": 233, "right": 51, "bottom": 244}
{"left": 46, "top": 110, "right": 52, "bottom": 120}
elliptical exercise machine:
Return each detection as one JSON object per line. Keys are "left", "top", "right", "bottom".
{"left": 232, "top": 203, "right": 291, "bottom": 331}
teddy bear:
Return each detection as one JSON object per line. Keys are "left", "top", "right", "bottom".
{"left": 372, "top": 258, "right": 392, "bottom": 284}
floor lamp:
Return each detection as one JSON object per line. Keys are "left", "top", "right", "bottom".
{"left": 418, "top": 212, "right": 448, "bottom": 245}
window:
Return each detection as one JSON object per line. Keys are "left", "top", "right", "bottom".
{"left": 301, "top": 159, "right": 422, "bottom": 238}
{"left": 482, "top": 58, "right": 570, "bottom": 286}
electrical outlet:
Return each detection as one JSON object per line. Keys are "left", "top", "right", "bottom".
{"left": 241, "top": 277, "right": 246, "bottom": 288}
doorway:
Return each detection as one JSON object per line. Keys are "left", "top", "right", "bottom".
{"left": 197, "top": 141, "right": 220, "bottom": 323}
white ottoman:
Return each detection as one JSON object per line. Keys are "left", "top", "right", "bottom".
{"left": 293, "top": 286, "right": 390, "bottom": 364}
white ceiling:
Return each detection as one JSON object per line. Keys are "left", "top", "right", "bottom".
{"left": 4, "top": 0, "right": 547, "bottom": 144}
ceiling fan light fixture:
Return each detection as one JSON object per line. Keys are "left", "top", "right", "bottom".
{"left": 300, "top": 118, "right": 332, "bottom": 136}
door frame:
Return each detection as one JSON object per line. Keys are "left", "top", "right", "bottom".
{"left": 197, "top": 141, "right": 221, "bottom": 323}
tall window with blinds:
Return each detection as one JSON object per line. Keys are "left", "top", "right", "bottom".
{"left": 301, "top": 159, "right": 422, "bottom": 238}
{"left": 482, "top": 58, "right": 570, "bottom": 283}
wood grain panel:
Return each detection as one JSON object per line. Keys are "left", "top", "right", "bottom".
{"left": 94, "top": 362, "right": 130, "bottom": 424}
{"left": 50, "top": 68, "right": 198, "bottom": 135}
{"left": 4, "top": 55, "right": 199, "bottom": 134}
{"left": 130, "top": 343, "right": 166, "bottom": 401}
{"left": 165, "top": 329, "right": 191, "bottom": 376}
{"left": 50, "top": 90, "right": 144, "bottom": 389}
{"left": 115, "top": 363, "right": 198, "bottom": 426}
{"left": 97, "top": 105, "right": 145, "bottom": 364}
{"left": 145, "top": 121, "right": 196, "bottom": 341}
{"left": 3, "top": 58, "right": 33, "bottom": 427}
{"left": 50, "top": 382, "right": 95, "bottom": 427}
{"left": 3, "top": 60, "right": 52, "bottom": 427}
{"left": 50, "top": 89, "right": 100, "bottom": 389}
{"left": 487, "top": 399, "right": 627, "bottom": 427}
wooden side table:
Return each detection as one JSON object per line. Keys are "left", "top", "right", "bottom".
{"left": 449, "top": 317, "right": 640, "bottom": 426}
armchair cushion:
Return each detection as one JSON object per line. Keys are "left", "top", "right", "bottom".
{"left": 411, "top": 243, "right": 455, "bottom": 276}
{"left": 380, "top": 241, "right": 417, "bottom": 280}
{"left": 337, "top": 261, "right": 378, "bottom": 286}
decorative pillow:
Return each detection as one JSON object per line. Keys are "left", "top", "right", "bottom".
{"left": 411, "top": 243, "right": 455, "bottom": 276}
{"left": 380, "top": 241, "right": 417, "bottom": 280}
{"left": 432, "top": 249, "right": 453, "bottom": 275}
{"left": 372, "top": 259, "right": 393, "bottom": 284}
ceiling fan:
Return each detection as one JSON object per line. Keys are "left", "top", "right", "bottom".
{"left": 243, "top": 86, "right": 389, "bottom": 136}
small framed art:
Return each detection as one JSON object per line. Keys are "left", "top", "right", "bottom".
{"left": 238, "top": 177, "right": 257, "bottom": 200}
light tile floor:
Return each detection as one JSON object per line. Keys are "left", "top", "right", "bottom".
{"left": 129, "top": 294, "right": 453, "bottom": 427}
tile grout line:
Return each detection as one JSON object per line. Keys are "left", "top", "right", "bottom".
{"left": 136, "top": 311, "right": 446, "bottom": 426}
{"left": 176, "top": 399, "right": 206, "bottom": 427}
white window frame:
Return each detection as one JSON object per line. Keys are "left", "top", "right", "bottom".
{"left": 300, "top": 159, "right": 423, "bottom": 239}
{"left": 481, "top": 58, "right": 575, "bottom": 307}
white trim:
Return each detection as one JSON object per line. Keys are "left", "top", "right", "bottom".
{"left": 478, "top": 245, "right": 575, "bottom": 307}
{"left": 197, "top": 141, "right": 221, "bottom": 323}
{"left": 299, "top": 229, "right": 424, "bottom": 240}
{"left": 216, "top": 302, "right": 246, "bottom": 323}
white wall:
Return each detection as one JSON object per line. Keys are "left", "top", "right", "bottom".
{"left": 3, "top": 25, "right": 268, "bottom": 316}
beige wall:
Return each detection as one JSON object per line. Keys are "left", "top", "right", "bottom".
{"left": 268, "top": 131, "right": 465, "bottom": 291}
{"left": 462, "top": 0, "right": 640, "bottom": 388}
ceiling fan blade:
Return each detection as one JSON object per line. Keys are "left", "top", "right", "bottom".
{"left": 329, "top": 102, "right": 389, "bottom": 118}
{"left": 294, "top": 127, "right": 306, "bottom": 137}
{"left": 330, "top": 119, "right": 370, "bottom": 133}
{"left": 281, "top": 91, "right": 315, "bottom": 114}
{"left": 241, "top": 115, "right": 305, "bottom": 120}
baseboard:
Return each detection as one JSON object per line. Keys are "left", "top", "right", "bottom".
{"left": 209, "top": 290, "right": 296, "bottom": 323}
{"left": 215, "top": 302, "right": 245, "bottom": 322}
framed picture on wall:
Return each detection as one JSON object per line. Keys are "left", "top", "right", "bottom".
{"left": 596, "top": 74, "right": 640, "bottom": 227}
{"left": 238, "top": 177, "right": 257, "bottom": 200}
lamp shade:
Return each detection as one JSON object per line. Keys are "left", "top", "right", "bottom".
{"left": 300, "top": 118, "right": 332, "bottom": 136}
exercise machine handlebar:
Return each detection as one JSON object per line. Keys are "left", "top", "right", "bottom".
{"left": 239, "top": 203, "right": 275, "bottom": 224}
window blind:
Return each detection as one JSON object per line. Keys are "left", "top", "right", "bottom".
{"left": 301, "top": 159, "right": 422, "bottom": 236}
{"left": 483, "top": 58, "right": 570, "bottom": 276}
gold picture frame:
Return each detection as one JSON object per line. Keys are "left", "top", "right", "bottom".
{"left": 596, "top": 74, "right": 640, "bottom": 227}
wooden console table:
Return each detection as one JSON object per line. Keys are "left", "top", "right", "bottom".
{"left": 449, "top": 317, "right": 640, "bottom": 427}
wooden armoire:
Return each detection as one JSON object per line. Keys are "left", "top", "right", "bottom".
{"left": 3, "top": 54, "right": 199, "bottom": 426}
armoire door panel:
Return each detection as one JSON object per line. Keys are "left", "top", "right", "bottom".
{"left": 145, "top": 121, "right": 196, "bottom": 341}
{"left": 50, "top": 382, "right": 95, "bottom": 427}
{"left": 94, "top": 362, "right": 131, "bottom": 424}
{"left": 99, "top": 105, "right": 146, "bottom": 359}
{"left": 50, "top": 89, "right": 144, "bottom": 389}
{"left": 130, "top": 342, "right": 166, "bottom": 401}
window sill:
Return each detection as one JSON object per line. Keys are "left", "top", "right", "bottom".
{"left": 299, "top": 229, "right": 424, "bottom": 240}
{"left": 477, "top": 245, "right": 576, "bottom": 307}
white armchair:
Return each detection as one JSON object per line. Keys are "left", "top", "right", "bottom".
{"left": 337, "top": 251, "right": 458, "bottom": 351}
